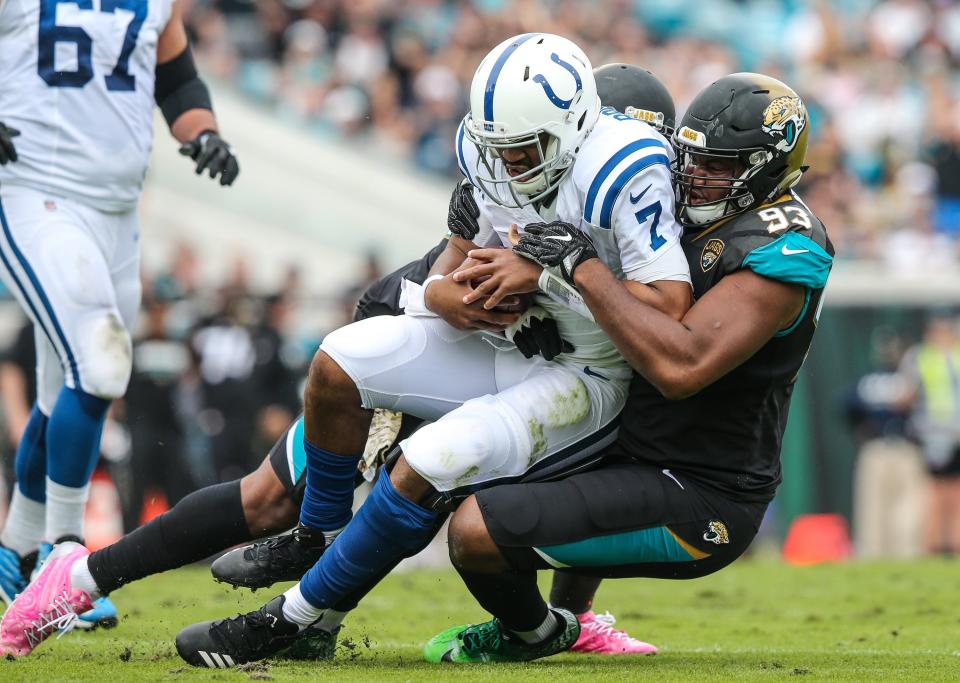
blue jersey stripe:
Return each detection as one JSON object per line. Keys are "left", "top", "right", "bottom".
{"left": 597, "top": 153, "right": 670, "bottom": 229}
{"left": 483, "top": 33, "right": 537, "bottom": 123}
{"left": 583, "top": 138, "right": 666, "bottom": 224}
{"left": 0, "top": 201, "right": 58, "bottom": 365}
{"left": 0, "top": 198, "right": 80, "bottom": 386}
{"left": 455, "top": 121, "right": 474, "bottom": 185}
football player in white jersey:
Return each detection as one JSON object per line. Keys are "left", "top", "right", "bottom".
{"left": 168, "top": 33, "right": 693, "bottom": 667}
{"left": 0, "top": 0, "right": 238, "bottom": 627}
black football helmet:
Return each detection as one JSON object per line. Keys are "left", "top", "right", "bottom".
{"left": 672, "top": 72, "right": 809, "bottom": 227}
{"left": 594, "top": 63, "right": 675, "bottom": 136}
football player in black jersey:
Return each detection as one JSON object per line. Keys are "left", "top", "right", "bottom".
{"left": 422, "top": 73, "right": 834, "bottom": 664}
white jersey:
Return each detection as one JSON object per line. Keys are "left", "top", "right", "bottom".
{"left": 0, "top": 0, "right": 174, "bottom": 212}
{"left": 456, "top": 106, "right": 691, "bottom": 369}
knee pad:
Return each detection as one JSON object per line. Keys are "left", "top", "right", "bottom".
{"left": 77, "top": 311, "right": 132, "bottom": 399}
{"left": 401, "top": 395, "right": 515, "bottom": 491}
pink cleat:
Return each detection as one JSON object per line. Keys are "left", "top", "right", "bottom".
{"left": 0, "top": 542, "right": 93, "bottom": 657}
{"left": 569, "top": 610, "right": 658, "bottom": 655}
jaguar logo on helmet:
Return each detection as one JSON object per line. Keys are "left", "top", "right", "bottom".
{"left": 761, "top": 96, "right": 807, "bottom": 153}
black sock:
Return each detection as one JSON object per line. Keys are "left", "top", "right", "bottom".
{"left": 87, "top": 480, "right": 251, "bottom": 595}
{"left": 548, "top": 572, "right": 601, "bottom": 615}
{"left": 457, "top": 568, "right": 548, "bottom": 632}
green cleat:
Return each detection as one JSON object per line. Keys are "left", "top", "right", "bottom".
{"left": 424, "top": 609, "right": 580, "bottom": 663}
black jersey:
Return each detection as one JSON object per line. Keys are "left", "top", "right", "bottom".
{"left": 618, "top": 192, "right": 834, "bottom": 503}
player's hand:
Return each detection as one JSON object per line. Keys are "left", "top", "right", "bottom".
{"left": 514, "top": 221, "right": 598, "bottom": 285}
{"left": 0, "top": 122, "right": 20, "bottom": 165}
{"left": 453, "top": 241, "right": 542, "bottom": 310}
{"left": 447, "top": 180, "right": 480, "bottom": 240}
{"left": 179, "top": 130, "right": 239, "bottom": 186}
{"left": 508, "top": 308, "right": 574, "bottom": 361}
{"left": 424, "top": 273, "right": 521, "bottom": 332}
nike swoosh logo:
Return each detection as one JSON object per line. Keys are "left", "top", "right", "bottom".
{"left": 546, "top": 234, "right": 573, "bottom": 242}
{"left": 781, "top": 246, "right": 809, "bottom": 255}
{"left": 583, "top": 366, "right": 609, "bottom": 381}
{"left": 662, "top": 469, "right": 685, "bottom": 489}
{"left": 629, "top": 184, "right": 653, "bottom": 204}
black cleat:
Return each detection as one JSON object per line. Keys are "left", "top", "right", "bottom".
{"left": 176, "top": 595, "right": 302, "bottom": 668}
{"left": 212, "top": 525, "right": 326, "bottom": 589}
{"left": 277, "top": 624, "right": 340, "bottom": 661}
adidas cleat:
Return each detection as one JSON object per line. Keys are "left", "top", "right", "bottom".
{"left": 424, "top": 608, "right": 580, "bottom": 664}
{"left": 276, "top": 624, "right": 340, "bottom": 661}
{"left": 0, "top": 542, "right": 93, "bottom": 657}
{"left": 211, "top": 525, "right": 325, "bottom": 589}
{"left": 0, "top": 544, "right": 26, "bottom": 606}
{"left": 176, "top": 595, "right": 302, "bottom": 667}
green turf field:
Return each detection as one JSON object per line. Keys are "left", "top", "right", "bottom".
{"left": 1, "top": 557, "right": 958, "bottom": 681}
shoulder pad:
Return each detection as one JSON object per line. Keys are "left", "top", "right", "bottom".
{"left": 720, "top": 196, "right": 832, "bottom": 288}
{"left": 572, "top": 113, "right": 672, "bottom": 228}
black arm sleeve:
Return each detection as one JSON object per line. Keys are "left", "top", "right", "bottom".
{"left": 155, "top": 44, "right": 212, "bottom": 126}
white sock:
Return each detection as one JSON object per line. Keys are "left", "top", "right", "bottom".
{"left": 281, "top": 583, "right": 325, "bottom": 629}
{"left": 68, "top": 556, "right": 101, "bottom": 599}
{"left": 321, "top": 527, "right": 343, "bottom": 547}
{"left": 0, "top": 490, "right": 45, "bottom": 557}
{"left": 315, "top": 608, "right": 348, "bottom": 633}
{"left": 511, "top": 610, "right": 559, "bottom": 644}
{"left": 44, "top": 478, "right": 90, "bottom": 544}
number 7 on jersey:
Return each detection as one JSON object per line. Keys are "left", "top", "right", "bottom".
{"left": 634, "top": 200, "right": 666, "bottom": 251}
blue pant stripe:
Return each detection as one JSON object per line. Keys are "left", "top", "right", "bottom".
{"left": 0, "top": 197, "right": 79, "bottom": 386}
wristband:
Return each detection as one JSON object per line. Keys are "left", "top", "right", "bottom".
{"left": 537, "top": 269, "right": 595, "bottom": 322}
{"left": 399, "top": 275, "right": 444, "bottom": 318}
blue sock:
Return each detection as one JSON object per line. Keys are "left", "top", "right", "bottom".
{"left": 14, "top": 405, "right": 48, "bottom": 502}
{"left": 299, "top": 471, "right": 440, "bottom": 608}
{"left": 46, "top": 386, "right": 110, "bottom": 487}
{"left": 299, "top": 439, "right": 361, "bottom": 531}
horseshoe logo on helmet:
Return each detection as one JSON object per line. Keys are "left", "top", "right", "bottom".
{"left": 532, "top": 53, "right": 583, "bottom": 110}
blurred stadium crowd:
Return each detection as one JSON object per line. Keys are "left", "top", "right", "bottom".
{"left": 183, "top": 0, "right": 960, "bottom": 266}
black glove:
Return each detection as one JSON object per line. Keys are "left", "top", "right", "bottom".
{"left": 447, "top": 180, "right": 480, "bottom": 241}
{"left": 0, "top": 122, "right": 20, "bottom": 165}
{"left": 514, "top": 221, "right": 598, "bottom": 285}
{"left": 179, "top": 130, "right": 239, "bottom": 186}
{"left": 512, "top": 313, "right": 574, "bottom": 361}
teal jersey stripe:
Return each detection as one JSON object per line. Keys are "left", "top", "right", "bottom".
{"left": 536, "top": 526, "right": 698, "bottom": 567}
{"left": 741, "top": 231, "right": 832, "bottom": 289}
{"left": 775, "top": 286, "right": 812, "bottom": 338}
{"left": 290, "top": 416, "right": 306, "bottom": 483}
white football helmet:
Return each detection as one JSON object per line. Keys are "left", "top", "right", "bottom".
{"left": 463, "top": 33, "right": 600, "bottom": 208}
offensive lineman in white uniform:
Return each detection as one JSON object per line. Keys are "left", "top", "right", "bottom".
{"left": 0, "top": 0, "right": 239, "bottom": 626}
{"left": 170, "top": 33, "right": 694, "bottom": 667}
